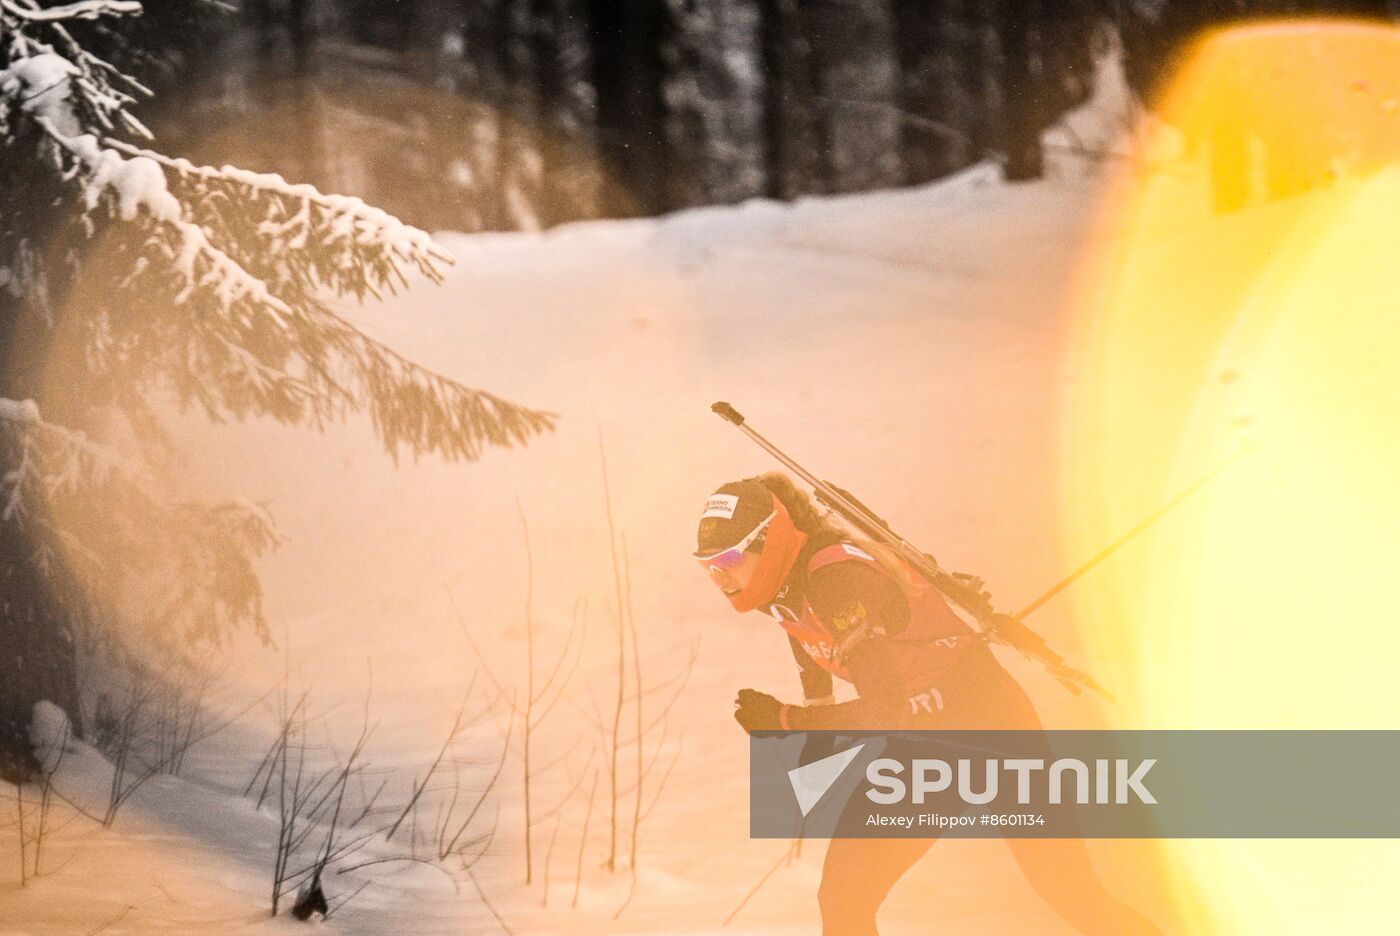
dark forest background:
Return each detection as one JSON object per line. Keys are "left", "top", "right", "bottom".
{"left": 146, "top": 0, "right": 1400, "bottom": 235}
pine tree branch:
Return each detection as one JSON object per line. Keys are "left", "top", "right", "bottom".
{"left": 102, "top": 140, "right": 454, "bottom": 277}
{"left": 0, "top": 399, "right": 279, "bottom": 645}
{"left": 2, "top": 1, "right": 558, "bottom": 659}
{"left": 1, "top": 1, "right": 141, "bottom": 24}
{"left": 0, "top": 398, "right": 143, "bottom": 512}
{"left": 4, "top": 2, "right": 152, "bottom": 136}
{"left": 30, "top": 117, "right": 556, "bottom": 461}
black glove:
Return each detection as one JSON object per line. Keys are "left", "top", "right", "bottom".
{"left": 733, "top": 689, "right": 784, "bottom": 732}
{"left": 798, "top": 732, "right": 836, "bottom": 767}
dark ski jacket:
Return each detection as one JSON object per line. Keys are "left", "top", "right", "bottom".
{"left": 761, "top": 535, "right": 1039, "bottom": 731}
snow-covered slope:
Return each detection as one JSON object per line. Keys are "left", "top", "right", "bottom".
{"left": 3, "top": 53, "right": 1175, "bottom": 935}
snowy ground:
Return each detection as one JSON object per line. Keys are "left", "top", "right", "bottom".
{"left": 1, "top": 55, "right": 1183, "bottom": 936}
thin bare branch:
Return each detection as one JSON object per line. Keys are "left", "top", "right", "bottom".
{"left": 465, "top": 866, "right": 513, "bottom": 936}
{"left": 572, "top": 767, "right": 599, "bottom": 910}
{"left": 722, "top": 843, "right": 799, "bottom": 927}
{"left": 445, "top": 586, "right": 518, "bottom": 711}
{"left": 386, "top": 684, "right": 474, "bottom": 841}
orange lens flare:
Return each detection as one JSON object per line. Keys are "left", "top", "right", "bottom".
{"left": 1067, "top": 19, "right": 1400, "bottom": 933}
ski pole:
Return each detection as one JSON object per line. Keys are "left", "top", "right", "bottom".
{"left": 711, "top": 402, "right": 1110, "bottom": 700}
{"left": 1014, "top": 443, "right": 1254, "bottom": 620}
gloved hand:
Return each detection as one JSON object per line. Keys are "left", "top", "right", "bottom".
{"left": 798, "top": 731, "right": 836, "bottom": 767}
{"left": 733, "top": 688, "right": 784, "bottom": 732}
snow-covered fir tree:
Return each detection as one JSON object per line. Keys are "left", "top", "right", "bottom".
{"left": 0, "top": 0, "right": 554, "bottom": 777}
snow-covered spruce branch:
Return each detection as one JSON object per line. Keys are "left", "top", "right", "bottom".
{"left": 0, "top": 398, "right": 278, "bottom": 644}
{"left": 26, "top": 116, "right": 554, "bottom": 460}
{"left": 33, "top": 117, "right": 299, "bottom": 330}
{"left": 104, "top": 139, "right": 454, "bottom": 295}
{"left": 1, "top": 1, "right": 141, "bottom": 25}
{"left": 2, "top": 9, "right": 152, "bottom": 138}
{"left": 0, "top": 397, "right": 142, "bottom": 523}
{"left": 145, "top": 500, "right": 280, "bottom": 645}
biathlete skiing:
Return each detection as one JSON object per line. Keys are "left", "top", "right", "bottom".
{"left": 694, "top": 469, "right": 1164, "bottom": 935}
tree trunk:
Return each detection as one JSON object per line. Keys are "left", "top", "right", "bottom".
{"left": 663, "top": 0, "right": 711, "bottom": 211}
{"left": 582, "top": 0, "right": 677, "bottom": 217}
{"left": 1037, "top": 0, "right": 1097, "bottom": 131}
{"left": 529, "top": 0, "right": 567, "bottom": 228}
{"left": 796, "top": 0, "right": 837, "bottom": 194}
{"left": 759, "top": 0, "right": 829, "bottom": 199}
{"left": 0, "top": 91, "right": 96, "bottom": 777}
{"left": 493, "top": 0, "right": 523, "bottom": 230}
{"left": 0, "top": 505, "right": 83, "bottom": 782}
{"left": 757, "top": 0, "right": 793, "bottom": 199}
{"left": 999, "top": 0, "right": 1044, "bottom": 181}
{"left": 805, "top": 0, "right": 900, "bottom": 194}
{"left": 0, "top": 237, "right": 85, "bottom": 780}
{"left": 957, "top": 0, "right": 999, "bottom": 162}
{"left": 893, "top": 0, "right": 962, "bottom": 184}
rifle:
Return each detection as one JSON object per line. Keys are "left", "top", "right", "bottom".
{"left": 712, "top": 402, "right": 1133, "bottom": 701}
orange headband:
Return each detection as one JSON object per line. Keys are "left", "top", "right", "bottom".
{"left": 726, "top": 494, "right": 808, "bottom": 612}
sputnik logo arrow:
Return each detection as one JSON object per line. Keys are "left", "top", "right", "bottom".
{"left": 787, "top": 743, "right": 866, "bottom": 817}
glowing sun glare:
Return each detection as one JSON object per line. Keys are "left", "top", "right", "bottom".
{"left": 1066, "top": 19, "right": 1400, "bottom": 934}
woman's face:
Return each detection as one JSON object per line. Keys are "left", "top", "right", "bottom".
{"left": 705, "top": 551, "right": 762, "bottom": 598}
